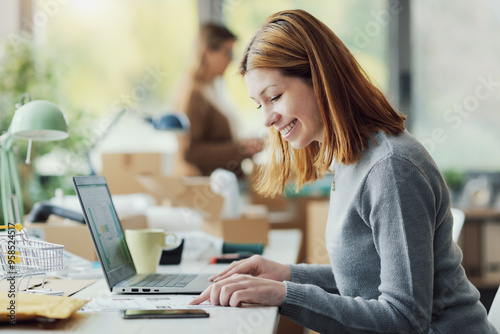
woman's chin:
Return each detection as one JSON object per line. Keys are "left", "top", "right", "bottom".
{"left": 288, "top": 140, "right": 305, "bottom": 150}
{"left": 287, "top": 137, "right": 320, "bottom": 150}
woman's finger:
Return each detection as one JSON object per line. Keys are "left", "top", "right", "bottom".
{"left": 210, "top": 259, "right": 253, "bottom": 281}
{"left": 209, "top": 259, "right": 243, "bottom": 280}
{"left": 213, "top": 261, "right": 256, "bottom": 282}
{"left": 229, "top": 289, "right": 252, "bottom": 308}
{"left": 188, "top": 285, "right": 212, "bottom": 305}
{"left": 218, "top": 279, "right": 249, "bottom": 306}
{"left": 209, "top": 261, "right": 238, "bottom": 281}
{"left": 210, "top": 275, "right": 247, "bottom": 306}
{"left": 209, "top": 277, "right": 233, "bottom": 305}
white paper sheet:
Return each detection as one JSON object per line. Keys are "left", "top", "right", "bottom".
{"left": 79, "top": 295, "right": 228, "bottom": 312}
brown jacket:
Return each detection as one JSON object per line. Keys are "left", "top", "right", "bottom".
{"left": 183, "top": 89, "right": 249, "bottom": 177}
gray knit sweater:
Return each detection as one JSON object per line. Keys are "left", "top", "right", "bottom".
{"left": 280, "top": 130, "right": 497, "bottom": 333}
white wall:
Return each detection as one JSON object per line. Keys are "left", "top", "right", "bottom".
{"left": 0, "top": 1, "right": 21, "bottom": 48}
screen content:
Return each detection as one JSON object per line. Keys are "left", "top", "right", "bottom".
{"left": 78, "top": 184, "right": 131, "bottom": 272}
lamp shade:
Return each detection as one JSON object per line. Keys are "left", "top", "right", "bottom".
{"left": 9, "top": 100, "right": 69, "bottom": 141}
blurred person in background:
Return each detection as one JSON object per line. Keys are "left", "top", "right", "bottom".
{"left": 172, "top": 23, "right": 263, "bottom": 178}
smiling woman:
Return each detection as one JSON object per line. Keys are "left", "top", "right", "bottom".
{"left": 189, "top": 9, "right": 498, "bottom": 334}
{"left": 222, "top": 0, "right": 390, "bottom": 139}
{"left": 239, "top": 9, "right": 405, "bottom": 197}
{"left": 244, "top": 68, "right": 323, "bottom": 149}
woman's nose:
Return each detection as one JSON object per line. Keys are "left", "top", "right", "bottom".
{"left": 263, "top": 111, "right": 280, "bottom": 128}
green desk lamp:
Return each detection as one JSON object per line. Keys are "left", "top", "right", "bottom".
{"left": 0, "top": 93, "right": 69, "bottom": 226}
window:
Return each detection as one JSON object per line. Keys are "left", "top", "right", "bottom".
{"left": 37, "top": 0, "right": 198, "bottom": 116}
{"left": 412, "top": 0, "right": 500, "bottom": 171}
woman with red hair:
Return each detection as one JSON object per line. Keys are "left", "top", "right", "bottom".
{"left": 190, "top": 10, "right": 496, "bottom": 334}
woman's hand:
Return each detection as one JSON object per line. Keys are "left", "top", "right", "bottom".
{"left": 209, "top": 255, "right": 291, "bottom": 282}
{"left": 240, "top": 137, "right": 264, "bottom": 156}
{"left": 188, "top": 274, "right": 286, "bottom": 307}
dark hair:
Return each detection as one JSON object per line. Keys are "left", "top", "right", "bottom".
{"left": 184, "top": 23, "right": 236, "bottom": 83}
{"left": 240, "top": 10, "right": 406, "bottom": 197}
{"left": 198, "top": 23, "right": 236, "bottom": 51}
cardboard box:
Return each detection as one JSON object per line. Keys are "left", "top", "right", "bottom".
{"left": 203, "top": 206, "right": 269, "bottom": 245}
{"left": 306, "top": 200, "right": 330, "bottom": 264}
{"left": 138, "top": 175, "right": 269, "bottom": 244}
{"left": 248, "top": 166, "right": 289, "bottom": 212}
{"left": 137, "top": 175, "right": 224, "bottom": 221}
{"left": 101, "top": 152, "right": 163, "bottom": 196}
{"left": 203, "top": 216, "right": 269, "bottom": 245}
{"left": 482, "top": 221, "right": 500, "bottom": 280}
{"left": 24, "top": 214, "right": 147, "bottom": 261}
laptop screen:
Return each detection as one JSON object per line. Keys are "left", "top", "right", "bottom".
{"left": 73, "top": 176, "right": 136, "bottom": 288}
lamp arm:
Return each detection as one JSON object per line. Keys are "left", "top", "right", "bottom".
{"left": 0, "top": 148, "right": 9, "bottom": 225}
{"left": 0, "top": 139, "right": 24, "bottom": 226}
{"left": 0, "top": 132, "right": 9, "bottom": 144}
{"left": 8, "top": 148, "right": 24, "bottom": 223}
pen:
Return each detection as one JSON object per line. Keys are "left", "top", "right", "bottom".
{"left": 210, "top": 252, "right": 253, "bottom": 264}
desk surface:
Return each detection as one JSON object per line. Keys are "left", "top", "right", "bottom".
{"left": 7, "top": 229, "right": 302, "bottom": 334}
{"left": 455, "top": 206, "right": 500, "bottom": 220}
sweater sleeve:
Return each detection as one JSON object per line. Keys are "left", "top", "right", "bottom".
{"left": 289, "top": 264, "right": 338, "bottom": 293}
{"left": 280, "top": 156, "right": 436, "bottom": 333}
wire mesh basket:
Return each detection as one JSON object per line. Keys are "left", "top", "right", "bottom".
{"left": 0, "top": 223, "right": 64, "bottom": 294}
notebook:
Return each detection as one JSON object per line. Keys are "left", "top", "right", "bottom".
{"left": 72, "top": 176, "right": 212, "bottom": 294}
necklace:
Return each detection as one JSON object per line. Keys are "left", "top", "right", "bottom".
{"left": 331, "top": 168, "right": 335, "bottom": 191}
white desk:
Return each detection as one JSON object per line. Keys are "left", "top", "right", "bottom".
{"left": 9, "top": 229, "right": 302, "bottom": 333}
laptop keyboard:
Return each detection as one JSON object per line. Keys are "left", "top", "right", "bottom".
{"left": 134, "top": 274, "right": 196, "bottom": 288}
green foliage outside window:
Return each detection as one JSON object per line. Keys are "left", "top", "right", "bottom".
{"left": 0, "top": 33, "right": 92, "bottom": 225}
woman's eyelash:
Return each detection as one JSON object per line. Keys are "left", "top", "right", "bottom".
{"left": 270, "top": 94, "right": 282, "bottom": 102}
{"left": 255, "top": 94, "right": 281, "bottom": 109}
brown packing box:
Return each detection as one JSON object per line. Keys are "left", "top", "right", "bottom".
{"left": 306, "top": 200, "right": 330, "bottom": 264}
{"left": 481, "top": 221, "right": 500, "bottom": 280}
{"left": 101, "top": 152, "right": 163, "bottom": 196}
{"left": 137, "top": 175, "right": 270, "bottom": 245}
{"left": 24, "top": 214, "right": 147, "bottom": 261}
{"left": 202, "top": 211, "right": 269, "bottom": 245}
{"left": 248, "top": 165, "right": 289, "bottom": 212}
{"left": 137, "top": 175, "right": 224, "bottom": 221}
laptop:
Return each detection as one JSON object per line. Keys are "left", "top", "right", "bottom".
{"left": 72, "top": 176, "right": 212, "bottom": 294}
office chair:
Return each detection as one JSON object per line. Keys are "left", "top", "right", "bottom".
{"left": 450, "top": 207, "right": 465, "bottom": 243}
{"left": 488, "top": 285, "right": 500, "bottom": 331}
